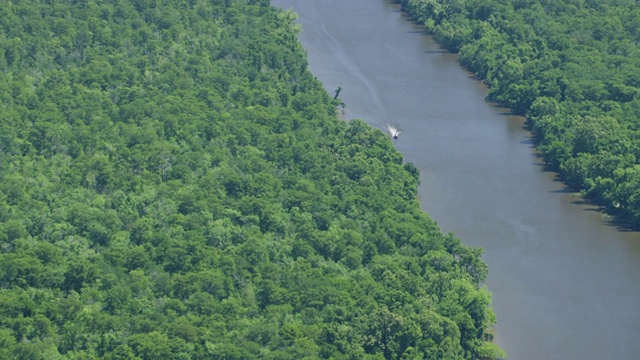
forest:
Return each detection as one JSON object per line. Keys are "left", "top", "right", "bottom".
{"left": 0, "top": 0, "right": 503, "bottom": 359}
{"left": 397, "top": 0, "right": 640, "bottom": 229}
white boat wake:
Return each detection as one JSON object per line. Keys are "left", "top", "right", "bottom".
{"left": 386, "top": 124, "right": 401, "bottom": 139}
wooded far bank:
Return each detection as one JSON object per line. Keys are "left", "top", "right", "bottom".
{"left": 399, "top": 0, "right": 640, "bottom": 228}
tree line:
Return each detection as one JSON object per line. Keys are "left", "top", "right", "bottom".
{"left": 0, "top": 0, "right": 502, "bottom": 359}
{"left": 398, "top": 0, "right": 640, "bottom": 228}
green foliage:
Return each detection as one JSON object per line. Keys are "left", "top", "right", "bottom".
{"left": 0, "top": 0, "right": 498, "bottom": 359}
{"left": 399, "top": 0, "right": 640, "bottom": 229}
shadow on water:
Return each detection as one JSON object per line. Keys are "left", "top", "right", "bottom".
{"left": 604, "top": 217, "right": 639, "bottom": 233}
{"left": 547, "top": 189, "right": 571, "bottom": 194}
{"left": 520, "top": 137, "right": 535, "bottom": 146}
{"left": 573, "top": 200, "right": 637, "bottom": 233}
{"left": 542, "top": 176, "right": 639, "bottom": 233}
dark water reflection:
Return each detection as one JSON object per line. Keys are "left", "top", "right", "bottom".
{"left": 271, "top": 1, "right": 640, "bottom": 359}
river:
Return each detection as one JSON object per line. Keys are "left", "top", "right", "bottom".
{"left": 270, "top": 1, "right": 640, "bottom": 359}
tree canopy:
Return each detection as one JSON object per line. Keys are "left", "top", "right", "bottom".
{"left": 0, "top": 0, "right": 501, "bottom": 359}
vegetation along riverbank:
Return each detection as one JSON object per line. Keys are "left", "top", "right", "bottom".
{"left": 398, "top": 0, "right": 640, "bottom": 229}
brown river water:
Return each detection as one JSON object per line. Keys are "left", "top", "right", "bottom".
{"left": 271, "top": 1, "right": 640, "bottom": 359}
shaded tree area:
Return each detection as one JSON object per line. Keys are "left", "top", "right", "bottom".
{"left": 398, "top": 0, "right": 640, "bottom": 228}
{"left": 0, "top": 0, "right": 501, "bottom": 359}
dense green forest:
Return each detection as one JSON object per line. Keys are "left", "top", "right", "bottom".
{"left": 397, "top": 0, "right": 640, "bottom": 228}
{"left": 0, "top": 0, "right": 502, "bottom": 359}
